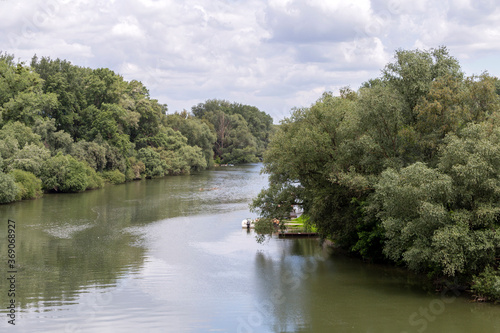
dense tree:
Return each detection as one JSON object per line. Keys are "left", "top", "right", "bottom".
{"left": 166, "top": 111, "right": 216, "bottom": 167}
{"left": 376, "top": 124, "right": 500, "bottom": 278}
{"left": 0, "top": 136, "right": 19, "bottom": 163}
{"left": 137, "top": 147, "right": 168, "bottom": 178}
{"left": 0, "top": 121, "right": 43, "bottom": 149}
{"left": 0, "top": 54, "right": 273, "bottom": 205}
{"left": 30, "top": 56, "right": 87, "bottom": 136}
{"left": 1, "top": 55, "right": 57, "bottom": 126}
{"left": 382, "top": 46, "right": 463, "bottom": 120}
{"left": 8, "top": 143, "right": 51, "bottom": 176}
{"left": 71, "top": 140, "right": 107, "bottom": 171}
{"left": 253, "top": 47, "right": 500, "bottom": 297}
{"left": 192, "top": 99, "right": 273, "bottom": 163}
{"left": 253, "top": 92, "right": 363, "bottom": 245}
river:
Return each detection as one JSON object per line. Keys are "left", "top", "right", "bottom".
{"left": 0, "top": 163, "right": 499, "bottom": 332}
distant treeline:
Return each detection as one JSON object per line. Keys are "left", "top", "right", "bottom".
{"left": 252, "top": 47, "right": 500, "bottom": 301}
{"left": 0, "top": 53, "right": 274, "bottom": 203}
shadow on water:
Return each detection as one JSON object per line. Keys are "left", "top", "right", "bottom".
{"left": 249, "top": 238, "right": 500, "bottom": 333}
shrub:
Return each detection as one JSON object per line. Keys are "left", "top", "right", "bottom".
{"left": 128, "top": 157, "right": 145, "bottom": 180}
{"left": 101, "top": 169, "right": 126, "bottom": 185}
{"left": 472, "top": 267, "right": 500, "bottom": 302}
{"left": 137, "top": 147, "right": 167, "bottom": 178}
{"left": 125, "top": 168, "right": 135, "bottom": 182}
{"left": 10, "top": 169, "right": 42, "bottom": 200}
{"left": 71, "top": 140, "right": 107, "bottom": 171}
{"left": 40, "top": 153, "right": 89, "bottom": 192}
{"left": 0, "top": 172, "right": 19, "bottom": 204}
{"left": 9, "top": 143, "right": 51, "bottom": 176}
{"left": 85, "top": 165, "right": 104, "bottom": 190}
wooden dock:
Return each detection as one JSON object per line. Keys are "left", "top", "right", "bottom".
{"left": 278, "top": 232, "right": 319, "bottom": 238}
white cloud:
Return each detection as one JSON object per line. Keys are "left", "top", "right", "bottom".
{"left": 111, "top": 17, "right": 145, "bottom": 39}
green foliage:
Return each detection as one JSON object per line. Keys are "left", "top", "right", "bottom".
{"left": 350, "top": 199, "right": 386, "bottom": 261}
{"left": 0, "top": 136, "right": 19, "bottom": 163}
{"left": 71, "top": 140, "right": 107, "bottom": 171}
{"left": 254, "top": 46, "right": 500, "bottom": 288}
{"left": 176, "top": 145, "right": 207, "bottom": 172}
{"left": 30, "top": 56, "right": 87, "bottom": 135}
{"left": 128, "top": 157, "right": 145, "bottom": 180}
{"left": 0, "top": 171, "right": 19, "bottom": 204}
{"left": 2, "top": 89, "right": 58, "bottom": 125}
{"left": 0, "top": 57, "right": 58, "bottom": 126}
{"left": 438, "top": 123, "right": 500, "bottom": 209}
{"left": 191, "top": 99, "right": 273, "bottom": 163}
{"left": 375, "top": 125, "right": 500, "bottom": 277}
{"left": 10, "top": 169, "right": 42, "bottom": 200}
{"left": 356, "top": 84, "right": 410, "bottom": 169}
{"left": 40, "top": 153, "right": 89, "bottom": 192}
{"left": 0, "top": 121, "right": 42, "bottom": 149}
{"left": 85, "top": 165, "right": 104, "bottom": 190}
{"left": 101, "top": 169, "right": 126, "bottom": 185}
{"left": 137, "top": 147, "right": 168, "bottom": 178}
{"left": 253, "top": 217, "right": 276, "bottom": 244}
{"left": 0, "top": 54, "right": 272, "bottom": 204}
{"left": 375, "top": 163, "right": 455, "bottom": 272}
{"left": 222, "top": 146, "right": 259, "bottom": 164}
{"left": 166, "top": 111, "right": 216, "bottom": 167}
{"left": 382, "top": 46, "right": 462, "bottom": 118}
{"left": 472, "top": 267, "right": 500, "bottom": 301}
{"left": 8, "top": 143, "right": 51, "bottom": 176}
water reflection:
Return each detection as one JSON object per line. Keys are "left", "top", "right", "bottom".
{"left": 0, "top": 164, "right": 499, "bottom": 332}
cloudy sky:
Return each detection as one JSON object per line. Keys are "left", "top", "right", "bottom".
{"left": 1, "top": 0, "right": 499, "bottom": 122}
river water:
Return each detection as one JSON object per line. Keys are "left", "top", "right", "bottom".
{"left": 0, "top": 163, "right": 499, "bottom": 333}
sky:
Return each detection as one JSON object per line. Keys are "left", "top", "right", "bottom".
{"left": 1, "top": 0, "right": 500, "bottom": 122}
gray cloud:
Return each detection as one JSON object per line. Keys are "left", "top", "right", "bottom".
{"left": 261, "top": 0, "right": 371, "bottom": 44}
{"left": 1, "top": 0, "right": 500, "bottom": 122}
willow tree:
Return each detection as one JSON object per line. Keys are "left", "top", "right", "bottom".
{"left": 376, "top": 123, "right": 500, "bottom": 279}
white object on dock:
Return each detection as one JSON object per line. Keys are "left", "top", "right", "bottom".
{"left": 241, "top": 218, "right": 255, "bottom": 228}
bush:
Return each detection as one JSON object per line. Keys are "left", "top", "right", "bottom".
{"left": 85, "top": 165, "right": 104, "bottom": 190}
{"left": 9, "top": 143, "right": 51, "bottom": 176}
{"left": 472, "top": 267, "right": 500, "bottom": 302}
{"left": 101, "top": 169, "right": 126, "bottom": 184}
{"left": 10, "top": 169, "right": 42, "bottom": 200}
{"left": 40, "top": 153, "right": 89, "bottom": 192}
{"left": 0, "top": 172, "right": 19, "bottom": 204}
{"left": 125, "top": 168, "right": 135, "bottom": 182}
{"left": 178, "top": 145, "right": 207, "bottom": 171}
{"left": 128, "top": 157, "right": 145, "bottom": 180}
{"left": 137, "top": 147, "right": 167, "bottom": 178}
{"left": 71, "top": 140, "right": 107, "bottom": 171}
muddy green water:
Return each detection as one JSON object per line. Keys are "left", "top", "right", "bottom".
{"left": 0, "top": 164, "right": 499, "bottom": 333}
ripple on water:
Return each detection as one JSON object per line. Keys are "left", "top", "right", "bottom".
{"left": 44, "top": 223, "right": 94, "bottom": 239}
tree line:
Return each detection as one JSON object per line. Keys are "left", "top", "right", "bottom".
{"left": 0, "top": 53, "right": 274, "bottom": 204}
{"left": 251, "top": 47, "right": 500, "bottom": 301}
